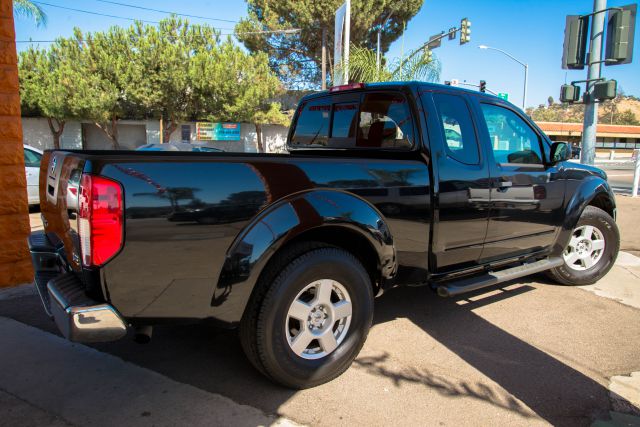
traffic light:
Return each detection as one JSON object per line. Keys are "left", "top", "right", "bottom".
{"left": 593, "top": 79, "right": 617, "bottom": 100}
{"left": 460, "top": 18, "right": 471, "bottom": 45}
{"left": 479, "top": 80, "right": 486, "bottom": 93}
{"left": 605, "top": 4, "right": 636, "bottom": 65}
{"left": 560, "top": 84, "right": 581, "bottom": 103}
{"left": 562, "top": 15, "right": 590, "bottom": 69}
{"left": 448, "top": 27, "right": 457, "bottom": 40}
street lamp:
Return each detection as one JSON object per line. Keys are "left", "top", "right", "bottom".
{"left": 478, "top": 45, "right": 529, "bottom": 110}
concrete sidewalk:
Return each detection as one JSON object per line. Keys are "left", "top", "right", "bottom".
{"left": 0, "top": 317, "right": 297, "bottom": 427}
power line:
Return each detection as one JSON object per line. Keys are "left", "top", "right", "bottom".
{"left": 32, "top": 1, "right": 160, "bottom": 24}
{"left": 92, "top": 0, "right": 238, "bottom": 23}
{"left": 28, "top": 2, "right": 299, "bottom": 36}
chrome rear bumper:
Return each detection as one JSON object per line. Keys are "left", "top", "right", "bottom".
{"left": 28, "top": 231, "right": 127, "bottom": 343}
{"left": 48, "top": 273, "right": 127, "bottom": 342}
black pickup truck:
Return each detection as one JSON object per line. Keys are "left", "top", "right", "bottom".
{"left": 29, "top": 82, "right": 619, "bottom": 388}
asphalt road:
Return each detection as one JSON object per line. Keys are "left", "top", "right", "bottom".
{"left": 599, "top": 163, "right": 638, "bottom": 196}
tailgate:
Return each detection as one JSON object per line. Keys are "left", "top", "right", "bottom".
{"left": 39, "top": 151, "right": 85, "bottom": 271}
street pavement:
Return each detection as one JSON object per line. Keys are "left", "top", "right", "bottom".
{"left": 1, "top": 202, "right": 639, "bottom": 426}
{"left": 599, "top": 162, "right": 638, "bottom": 196}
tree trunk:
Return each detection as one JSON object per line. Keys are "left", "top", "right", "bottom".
{"left": 94, "top": 116, "right": 120, "bottom": 149}
{"left": 0, "top": 0, "right": 32, "bottom": 286}
{"left": 163, "top": 114, "right": 179, "bottom": 143}
{"left": 46, "top": 117, "right": 65, "bottom": 150}
{"left": 255, "top": 123, "right": 264, "bottom": 153}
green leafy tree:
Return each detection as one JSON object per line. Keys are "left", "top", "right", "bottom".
{"left": 18, "top": 38, "right": 117, "bottom": 149}
{"left": 125, "top": 17, "right": 222, "bottom": 142}
{"left": 346, "top": 45, "right": 440, "bottom": 83}
{"left": 195, "top": 42, "right": 286, "bottom": 152}
{"left": 13, "top": 0, "right": 46, "bottom": 27}
{"left": 235, "top": 0, "right": 424, "bottom": 88}
{"left": 616, "top": 110, "right": 640, "bottom": 126}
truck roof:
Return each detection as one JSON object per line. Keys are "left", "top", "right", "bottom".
{"left": 301, "top": 81, "right": 503, "bottom": 103}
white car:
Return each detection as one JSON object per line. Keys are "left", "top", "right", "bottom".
{"left": 24, "top": 144, "right": 43, "bottom": 206}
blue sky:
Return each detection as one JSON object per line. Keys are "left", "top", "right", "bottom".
{"left": 14, "top": 0, "right": 640, "bottom": 108}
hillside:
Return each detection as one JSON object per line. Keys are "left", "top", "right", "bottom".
{"left": 526, "top": 95, "right": 640, "bottom": 125}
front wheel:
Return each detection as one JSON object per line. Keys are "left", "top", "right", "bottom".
{"left": 240, "top": 244, "right": 374, "bottom": 389}
{"left": 547, "top": 206, "right": 620, "bottom": 286}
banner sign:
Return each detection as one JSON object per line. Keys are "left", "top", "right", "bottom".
{"left": 334, "top": 0, "right": 350, "bottom": 85}
{"left": 196, "top": 122, "right": 241, "bottom": 141}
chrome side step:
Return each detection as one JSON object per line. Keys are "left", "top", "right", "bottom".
{"left": 436, "top": 257, "right": 564, "bottom": 297}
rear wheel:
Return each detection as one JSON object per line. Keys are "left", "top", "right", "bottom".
{"left": 547, "top": 206, "right": 619, "bottom": 286}
{"left": 240, "top": 244, "right": 374, "bottom": 389}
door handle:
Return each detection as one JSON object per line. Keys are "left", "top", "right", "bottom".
{"left": 498, "top": 181, "right": 512, "bottom": 188}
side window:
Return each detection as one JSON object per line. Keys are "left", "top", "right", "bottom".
{"left": 24, "top": 149, "right": 42, "bottom": 168}
{"left": 480, "top": 103, "right": 543, "bottom": 165}
{"left": 432, "top": 93, "right": 479, "bottom": 165}
{"left": 291, "top": 98, "right": 331, "bottom": 147}
{"left": 357, "top": 93, "right": 413, "bottom": 149}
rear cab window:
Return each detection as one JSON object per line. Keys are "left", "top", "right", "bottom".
{"left": 290, "top": 90, "right": 415, "bottom": 150}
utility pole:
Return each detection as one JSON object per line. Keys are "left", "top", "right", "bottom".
{"left": 322, "top": 28, "right": 327, "bottom": 90}
{"left": 376, "top": 9, "right": 395, "bottom": 78}
{"left": 582, "top": 0, "right": 607, "bottom": 166}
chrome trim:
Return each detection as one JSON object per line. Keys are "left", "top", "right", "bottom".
{"left": 48, "top": 281, "right": 127, "bottom": 343}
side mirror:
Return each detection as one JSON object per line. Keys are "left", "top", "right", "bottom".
{"left": 550, "top": 141, "right": 571, "bottom": 164}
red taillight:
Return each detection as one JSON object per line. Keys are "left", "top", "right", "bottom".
{"left": 78, "top": 174, "right": 124, "bottom": 267}
{"left": 329, "top": 82, "right": 365, "bottom": 92}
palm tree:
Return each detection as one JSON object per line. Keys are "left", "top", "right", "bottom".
{"left": 344, "top": 46, "right": 441, "bottom": 83}
{"left": 13, "top": 0, "right": 47, "bottom": 27}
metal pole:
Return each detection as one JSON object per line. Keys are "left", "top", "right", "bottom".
{"left": 376, "top": 30, "right": 381, "bottom": 77}
{"left": 633, "top": 150, "right": 640, "bottom": 197}
{"left": 523, "top": 64, "right": 528, "bottom": 110}
{"left": 343, "top": 0, "right": 350, "bottom": 83}
{"left": 581, "top": 0, "right": 607, "bottom": 166}
{"left": 322, "top": 28, "right": 327, "bottom": 90}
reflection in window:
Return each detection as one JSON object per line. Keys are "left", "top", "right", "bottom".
{"left": 24, "top": 149, "right": 42, "bottom": 168}
{"left": 432, "top": 93, "right": 479, "bottom": 165}
{"left": 291, "top": 99, "right": 330, "bottom": 146}
{"left": 331, "top": 102, "right": 359, "bottom": 138}
{"left": 357, "top": 93, "right": 413, "bottom": 149}
{"left": 481, "top": 104, "right": 543, "bottom": 165}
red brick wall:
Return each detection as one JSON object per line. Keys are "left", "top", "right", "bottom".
{"left": 0, "top": 0, "right": 33, "bottom": 287}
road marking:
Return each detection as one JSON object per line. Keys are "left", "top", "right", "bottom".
{"left": 607, "top": 174, "right": 634, "bottom": 177}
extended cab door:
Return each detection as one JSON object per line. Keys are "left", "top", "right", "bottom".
{"left": 422, "top": 90, "right": 491, "bottom": 272}
{"left": 473, "top": 100, "right": 566, "bottom": 262}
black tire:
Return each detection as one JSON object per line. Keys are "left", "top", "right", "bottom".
{"left": 547, "top": 206, "right": 619, "bottom": 286}
{"left": 240, "top": 243, "right": 374, "bottom": 389}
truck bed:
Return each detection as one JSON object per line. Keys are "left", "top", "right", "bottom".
{"left": 40, "top": 148, "right": 431, "bottom": 324}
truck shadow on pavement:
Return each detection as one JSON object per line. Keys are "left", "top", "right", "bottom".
{"left": 368, "top": 280, "right": 613, "bottom": 426}
{"left": 0, "top": 279, "right": 619, "bottom": 425}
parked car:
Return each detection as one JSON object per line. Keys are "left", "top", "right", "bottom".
{"left": 136, "top": 142, "right": 224, "bottom": 152}
{"left": 29, "top": 82, "right": 619, "bottom": 389}
{"left": 24, "top": 144, "right": 43, "bottom": 206}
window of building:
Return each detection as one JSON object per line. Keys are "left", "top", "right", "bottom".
{"left": 432, "top": 93, "right": 479, "bottom": 165}
{"left": 480, "top": 103, "right": 543, "bottom": 165}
